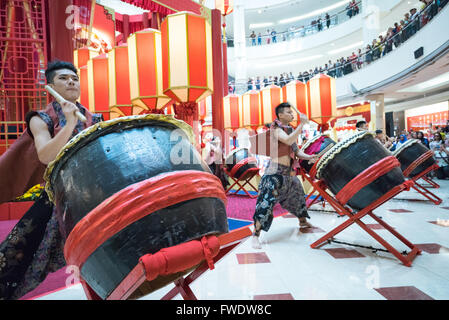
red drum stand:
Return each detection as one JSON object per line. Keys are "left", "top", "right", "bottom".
{"left": 299, "top": 161, "right": 421, "bottom": 267}
{"left": 224, "top": 162, "right": 259, "bottom": 199}
{"left": 81, "top": 227, "right": 252, "bottom": 300}
{"left": 402, "top": 151, "right": 442, "bottom": 205}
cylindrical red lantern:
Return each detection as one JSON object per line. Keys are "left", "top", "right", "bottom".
{"left": 87, "top": 54, "right": 110, "bottom": 120}
{"left": 78, "top": 66, "right": 89, "bottom": 108}
{"left": 223, "top": 94, "right": 240, "bottom": 130}
{"left": 215, "top": 0, "right": 234, "bottom": 16}
{"left": 307, "top": 74, "right": 337, "bottom": 130}
{"left": 282, "top": 80, "right": 308, "bottom": 126}
{"left": 240, "top": 90, "right": 261, "bottom": 131}
{"left": 128, "top": 29, "right": 171, "bottom": 114}
{"left": 260, "top": 84, "right": 282, "bottom": 126}
{"left": 74, "top": 47, "right": 98, "bottom": 69}
{"left": 161, "top": 12, "right": 213, "bottom": 105}
{"left": 108, "top": 44, "right": 133, "bottom": 118}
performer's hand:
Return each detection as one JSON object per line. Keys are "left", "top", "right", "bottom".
{"left": 60, "top": 101, "right": 79, "bottom": 126}
{"left": 299, "top": 113, "right": 309, "bottom": 125}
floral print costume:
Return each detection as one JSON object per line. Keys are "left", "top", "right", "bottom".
{"left": 0, "top": 102, "right": 102, "bottom": 300}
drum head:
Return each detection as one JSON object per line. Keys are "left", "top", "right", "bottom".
{"left": 44, "top": 114, "right": 194, "bottom": 203}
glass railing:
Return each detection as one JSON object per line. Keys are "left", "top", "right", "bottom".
{"left": 228, "top": 1, "right": 447, "bottom": 92}
{"left": 227, "top": 1, "right": 362, "bottom": 47}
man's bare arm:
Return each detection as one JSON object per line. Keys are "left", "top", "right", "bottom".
{"left": 273, "top": 125, "right": 303, "bottom": 146}
{"left": 30, "top": 116, "right": 77, "bottom": 165}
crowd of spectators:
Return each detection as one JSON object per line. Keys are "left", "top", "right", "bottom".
{"left": 247, "top": 1, "right": 361, "bottom": 47}
{"left": 233, "top": 0, "right": 447, "bottom": 93}
{"left": 374, "top": 121, "right": 449, "bottom": 179}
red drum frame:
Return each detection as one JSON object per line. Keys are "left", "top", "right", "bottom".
{"left": 299, "top": 154, "right": 421, "bottom": 267}
{"left": 401, "top": 150, "right": 442, "bottom": 205}
{"left": 224, "top": 157, "right": 260, "bottom": 198}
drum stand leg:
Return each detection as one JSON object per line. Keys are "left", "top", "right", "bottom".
{"left": 408, "top": 164, "right": 442, "bottom": 205}
{"left": 225, "top": 169, "right": 259, "bottom": 198}
{"left": 309, "top": 181, "right": 421, "bottom": 267}
{"left": 420, "top": 175, "right": 440, "bottom": 189}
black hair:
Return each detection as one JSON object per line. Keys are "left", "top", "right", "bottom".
{"left": 275, "top": 102, "right": 292, "bottom": 119}
{"left": 45, "top": 60, "right": 78, "bottom": 84}
{"left": 356, "top": 120, "right": 367, "bottom": 128}
{"left": 375, "top": 129, "right": 383, "bottom": 134}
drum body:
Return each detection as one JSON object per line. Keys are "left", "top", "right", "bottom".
{"left": 300, "top": 134, "right": 336, "bottom": 173}
{"left": 316, "top": 132, "right": 405, "bottom": 211}
{"left": 45, "top": 115, "right": 228, "bottom": 300}
{"left": 225, "top": 148, "right": 258, "bottom": 180}
{"left": 393, "top": 140, "right": 436, "bottom": 178}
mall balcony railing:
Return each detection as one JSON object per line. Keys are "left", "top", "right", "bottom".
{"left": 233, "top": 1, "right": 446, "bottom": 91}
{"left": 226, "top": 1, "right": 362, "bottom": 48}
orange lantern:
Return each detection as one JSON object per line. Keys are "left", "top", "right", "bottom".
{"left": 108, "top": 44, "right": 133, "bottom": 118}
{"left": 215, "top": 0, "right": 234, "bottom": 16}
{"left": 161, "top": 12, "right": 213, "bottom": 105}
{"left": 128, "top": 28, "right": 171, "bottom": 115}
{"left": 223, "top": 94, "right": 241, "bottom": 131}
{"left": 240, "top": 90, "right": 262, "bottom": 131}
{"left": 260, "top": 84, "right": 282, "bottom": 126}
{"left": 282, "top": 80, "right": 308, "bottom": 126}
{"left": 307, "top": 74, "right": 336, "bottom": 130}
{"left": 78, "top": 66, "right": 89, "bottom": 108}
{"left": 74, "top": 47, "right": 98, "bottom": 69}
{"left": 87, "top": 54, "right": 110, "bottom": 120}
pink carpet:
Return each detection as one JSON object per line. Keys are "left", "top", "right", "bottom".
{"left": 0, "top": 195, "right": 287, "bottom": 299}
{"left": 225, "top": 194, "right": 287, "bottom": 221}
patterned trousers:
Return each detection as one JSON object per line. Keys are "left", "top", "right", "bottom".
{"left": 253, "top": 162, "right": 310, "bottom": 232}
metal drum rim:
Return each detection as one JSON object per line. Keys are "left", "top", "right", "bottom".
{"left": 315, "top": 131, "right": 374, "bottom": 180}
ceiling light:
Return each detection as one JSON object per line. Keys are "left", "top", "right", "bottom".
{"left": 278, "top": 0, "right": 348, "bottom": 24}
{"left": 249, "top": 22, "right": 273, "bottom": 29}
{"left": 327, "top": 41, "right": 364, "bottom": 55}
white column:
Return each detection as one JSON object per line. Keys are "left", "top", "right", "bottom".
{"left": 233, "top": 0, "right": 247, "bottom": 95}
{"left": 368, "top": 93, "right": 385, "bottom": 131}
{"left": 362, "top": 0, "right": 381, "bottom": 45}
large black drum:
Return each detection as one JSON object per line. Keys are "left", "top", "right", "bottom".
{"left": 392, "top": 139, "right": 436, "bottom": 178}
{"left": 44, "top": 114, "right": 228, "bottom": 300}
{"left": 300, "top": 134, "right": 336, "bottom": 173}
{"left": 225, "top": 148, "right": 258, "bottom": 180}
{"left": 315, "top": 131, "right": 405, "bottom": 210}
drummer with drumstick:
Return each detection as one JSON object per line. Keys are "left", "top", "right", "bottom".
{"left": 252, "top": 102, "right": 319, "bottom": 249}
{"left": 0, "top": 60, "right": 102, "bottom": 300}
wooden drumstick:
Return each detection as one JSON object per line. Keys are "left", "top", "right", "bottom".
{"left": 45, "top": 85, "right": 87, "bottom": 123}
{"left": 290, "top": 104, "right": 309, "bottom": 124}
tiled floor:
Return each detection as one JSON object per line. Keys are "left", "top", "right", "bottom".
{"left": 35, "top": 179, "right": 449, "bottom": 300}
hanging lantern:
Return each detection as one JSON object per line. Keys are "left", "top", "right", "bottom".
{"left": 74, "top": 47, "right": 99, "bottom": 69}
{"left": 161, "top": 12, "right": 213, "bottom": 106}
{"left": 215, "top": 0, "right": 234, "bottom": 16}
{"left": 87, "top": 54, "right": 110, "bottom": 120}
{"left": 198, "top": 95, "right": 212, "bottom": 124}
{"left": 282, "top": 80, "right": 308, "bottom": 126}
{"left": 108, "top": 44, "right": 133, "bottom": 118}
{"left": 128, "top": 28, "right": 171, "bottom": 114}
{"left": 307, "top": 74, "right": 337, "bottom": 130}
{"left": 78, "top": 66, "right": 89, "bottom": 108}
{"left": 260, "top": 84, "right": 282, "bottom": 126}
{"left": 223, "top": 94, "right": 240, "bottom": 131}
{"left": 240, "top": 90, "right": 262, "bottom": 131}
